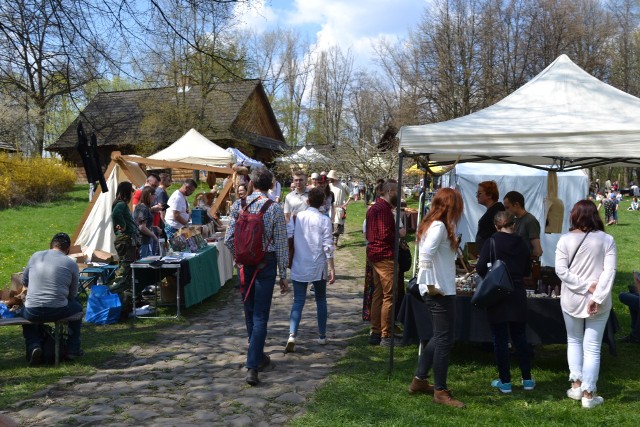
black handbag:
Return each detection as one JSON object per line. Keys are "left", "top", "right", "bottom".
{"left": 398, "top": 239, "right": 412, "bottom": 273}
{"left": 471, "top": 239, "right": 514, "bottom": 308}
{"left": 406, "top": 276, "right": 423, "bottom": 301}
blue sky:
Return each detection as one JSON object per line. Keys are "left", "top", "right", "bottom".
{"left": 234, "top": 0, "right": 428, "bottom": 69}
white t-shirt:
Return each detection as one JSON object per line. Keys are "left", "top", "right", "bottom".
{"left": 290, "top": 207, "right": 334, "bottom": 282}
{"left": 417, "top": 221, "right": 457, "bottom": 296}
{"left": 284, "top": 188, "right": 309, "bottom": 218}
{"left": 165, "top": 190, "right": 189, "bottom": 229}
{"left": 331, "top": 182, "right": 349, "bottom": 206}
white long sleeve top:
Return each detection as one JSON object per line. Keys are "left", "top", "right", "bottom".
{"left": 555, "top": 230, "right": 616, "bottom": 318}
{"left": 290, "top": 207, "right": 334, "bottom": 282}
{"left": 417, "top": 221, "right": 457, "bottom": 296}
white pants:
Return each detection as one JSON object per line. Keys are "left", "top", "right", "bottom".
{"left": 562, "top": 309, "right": 609, "bottom": 393}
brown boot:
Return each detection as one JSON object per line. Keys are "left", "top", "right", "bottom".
{"left": 433, "top": 389, "right": 465, "bottom": 408}
{"left": 408, "top": 377, "right": 434, "bottom": 395}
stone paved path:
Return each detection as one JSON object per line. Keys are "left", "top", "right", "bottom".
{"left": 2, "top": 251, "right": 365, "bottom": 426}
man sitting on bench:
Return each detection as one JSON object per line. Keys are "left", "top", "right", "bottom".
{"left": 21, "top": 232, "right": 83, "bottom": 365}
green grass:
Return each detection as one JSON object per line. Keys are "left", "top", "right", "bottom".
{"left": 2, "top": 187, "right": 640, "bottom": 424}
{"left": 291, "top": 196, "right": 640, "bottom": 426}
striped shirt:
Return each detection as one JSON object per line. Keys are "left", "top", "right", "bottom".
{"left": 224, "top": 191, "right": 288, "bottom": 280}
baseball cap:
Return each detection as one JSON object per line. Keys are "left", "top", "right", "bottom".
{"left": 311, "top": 173, "right": 320, "bottom": 180}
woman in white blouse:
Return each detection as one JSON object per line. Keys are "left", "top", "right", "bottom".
{"left": 409, "top": 188, "right": 465, "bottom": 408}
{"left": 285, "top": 187, "right": 335, "bottom": 352}
{"left": 555, "top": 200, "right": 616, "bottom": 409}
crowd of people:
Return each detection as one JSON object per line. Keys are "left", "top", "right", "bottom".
{"left": 19, "top": 166, "right": 634, "bottom": 413}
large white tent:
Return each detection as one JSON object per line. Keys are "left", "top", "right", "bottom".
{"left": 399, "top": 54, "right": 640, "bottom": 169}
{"left": 276, "top": 146, "right": 330, "bottom": 163}
{"left": 443, "top": 163, "right": 588, "bottom": 266}
{"left": 148, "top": 128, "right": 234, "bottom": 167}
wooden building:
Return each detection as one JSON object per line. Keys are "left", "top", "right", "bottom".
{"left": 47, "top": 79, "right": 287, "bottom": 171}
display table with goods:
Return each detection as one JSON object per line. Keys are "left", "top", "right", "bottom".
{"left": 132, "top": 224, "right": 225, "bottom": 318}
{"left": 399, "top": 272, "right": 619, "bottom": 354}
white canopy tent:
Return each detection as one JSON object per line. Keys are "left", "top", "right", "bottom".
{"left": 225, "top": 147, "right": 264, "bottom": 168}
{"left": 399, "top": 54, "right": 640, "bottom": 170}
{"left": 148, "top": 128, "right": 234, "bottom": 167}
{"left": 442, "top": 163, "right": 588, "bottom": 266}
{"left": 276, "top": 146, "right": 330, "bottom": 163}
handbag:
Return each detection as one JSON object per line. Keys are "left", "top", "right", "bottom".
{"left": 398, "top": 239, "right": 412, "bottom": 273}
{"left": 471, "top": 239, "right": 514, "bottom": 308}
{"left": 85, "top": 285, "right": 122, "bottom": 325}
{"left": 406, "top": 276, "right": 423, "bottom": 301}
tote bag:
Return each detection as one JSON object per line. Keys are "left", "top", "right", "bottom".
{"left": 85, "top": 285, "right": 122, "bottom": 325}
{"left": 471, "top": 239, "right": 514, "bottom": 308}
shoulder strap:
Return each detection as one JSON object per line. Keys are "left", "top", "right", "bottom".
{"left": 258, "top": 198, "right": 274, "bottom": 214}
{"left": 489, "top": 237, "right": 497, "bottom": 264}
{"left": 568, "top": 231, "right": 590, "bottom": 269}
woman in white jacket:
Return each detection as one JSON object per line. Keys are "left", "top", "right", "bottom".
{"left": 408, "top": 188, "right": 465, "bottom": 408}
{"left": 555, "top": 200, "right": 616, "bottom": 409}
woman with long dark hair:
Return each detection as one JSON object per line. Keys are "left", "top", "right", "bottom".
{"left": 556, "top": 200, "right": 616, "bottom": 408}
{"left": 408, "top": 188, "right": 465, "bottom": 408}
{"left": 133, "top": 186, "right": 160, "bottom": 258}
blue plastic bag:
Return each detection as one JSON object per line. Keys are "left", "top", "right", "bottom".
{"left": 0, "top": 303, "right": 17, "bottom": 318}
{"left": 85, "top": 285, "right": 121, "bottom": 325}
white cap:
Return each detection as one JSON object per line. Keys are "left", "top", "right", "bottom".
{"left": 311, "top": 173, "right": 320, "bottom": 179}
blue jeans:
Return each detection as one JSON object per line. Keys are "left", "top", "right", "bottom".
{"left": 22, "top": 299, "right": 83, "bottom": 354}
{"left": 416, "top": 295, "right": 456, "bottom": 390}
{"left": 242, "top": 253, "right": 277, "bottom": 370}
{"left": 619, "top": 292, "right": 639, "bottom": 336}
{"left": 289, "top": 279, "right": 327, "bottom": 338}
{"left": 490, "top": 321, "right": 532, "bottom": 384}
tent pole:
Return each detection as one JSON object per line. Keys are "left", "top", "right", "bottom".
{"left": 389, "top": 152, "right": 404, "bottom": 375}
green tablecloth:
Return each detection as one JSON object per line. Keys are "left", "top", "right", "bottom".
{"left": 183, "top": 246, "right": 221, "bottom": 308}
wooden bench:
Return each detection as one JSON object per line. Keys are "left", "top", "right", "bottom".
{"left": 0, "top": 312, "right": 84, "bottom": 367}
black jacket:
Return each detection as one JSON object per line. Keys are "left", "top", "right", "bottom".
{"left": 476, "top": 231, "right": 531, "bottom": 324}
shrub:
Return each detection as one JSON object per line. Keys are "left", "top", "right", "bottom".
{"left": 0, "top": 153, "right": 76, "bottom": 209}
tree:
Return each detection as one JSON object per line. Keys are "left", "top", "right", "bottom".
{"left": 0, "top": 0, "right": 109, "bottom": 156}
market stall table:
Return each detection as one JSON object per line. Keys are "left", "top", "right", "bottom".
{"left": 132, "top": 246, "right": 222, "bottom": 317}
{"left": 398, "top": 294, "right": 618, "bottom": 354}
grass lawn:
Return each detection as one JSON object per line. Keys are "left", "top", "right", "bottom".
{"left": 2, "top": 186, "right": 640, "bottom": 424}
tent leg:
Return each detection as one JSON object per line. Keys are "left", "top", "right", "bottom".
{"left": 389, "top": 153, "right": 404, "bottom": 375}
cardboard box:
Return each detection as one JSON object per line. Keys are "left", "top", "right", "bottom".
{"left": 91, "top": 250, "right": 114, "bottom": 263}
{"left": 68, "top": 253, "right": 88, "bottom": 263}
{"left": 10, "top": 272, "right": 23, "bottom": 292}
{"left": 69, "top": 244, "right": 82, "bottom": 255}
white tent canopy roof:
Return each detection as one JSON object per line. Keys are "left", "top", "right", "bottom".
{"left": 399, "top": 54, "right": 640, "bottom": 171}
{"left": 276, "top": 146, "right": 330, "bottom": 163}
{"left": 225, "top": 147, "right": 264, "bottom": 168}
{"left": 148, "top": 128, "right": 234, "bottom": 167}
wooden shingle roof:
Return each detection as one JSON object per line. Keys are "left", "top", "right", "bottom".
{"left": 48, "top": 79, "right": 286, "bottom": 154}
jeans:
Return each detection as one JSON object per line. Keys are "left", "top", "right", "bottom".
{"left": 619, "top": 292, "right": 639, "bottom": 336}
{"left": 562, "top": 309, "right": 609, "bottom": 393}
{"left": 139, "top": 242, "right": 154, "bottom": 258}
{"left": 242, "top": 253, "right": 277, "bottom": 370}
{"left": 370, "top": 259, "right": 395, "bottom": 338}
{"left": 22, "top": 299, "right": 83, "bottom": 354}
{"left": 490, "top": 321, "right": 532, "bottom": 384}
{"left": 415, "top": 295, "right": 456, "bottom": 390}
{"left": 289, "top": 279, "right": 327, "bottom": 338}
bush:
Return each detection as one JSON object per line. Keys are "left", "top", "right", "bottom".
{"left": 0, "top": 153, "right": 76, "bottom": 209}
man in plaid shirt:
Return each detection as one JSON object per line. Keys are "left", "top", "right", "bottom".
{"left": 225, "top": 167, "right": 289, "bottom": 386}
{"left": 365, "top": 179, "right": 405, "bottom": 346}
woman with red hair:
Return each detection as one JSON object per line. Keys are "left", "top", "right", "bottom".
{"left": 556, "top": 200, "right": 616, "bottom": 409}
{"left": 407, "top": 188, "right": 465, "bottom": 408}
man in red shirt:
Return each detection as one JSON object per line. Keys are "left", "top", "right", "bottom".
{"left": 365, "top": 179, "right": 405, "bottom": 346}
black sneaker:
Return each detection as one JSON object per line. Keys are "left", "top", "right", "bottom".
{"left": 246, "top": 369, "right": 259, "bottom": 386}
{"left": 368, "top": 333, "right": 381, "bottom": 345}
{"left": 380, "top": 337, "right": 403, "bottom": 347}
{"left": 258, "top": 354, "right": 271, "bottom": 372}
{"left": 29, "top": 347, "right": 42, "bottom": 366}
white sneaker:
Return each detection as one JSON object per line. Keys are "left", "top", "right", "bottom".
{"left": 582, "top": 395, "right": 604, "bottom": 409}
{"left": 317, "top": 337, "right": 327, "bottom": 345}
{"left": 285, "top": 335, "right": 296, "bottom": 353}
{"left": 567, "top": 387, "right": 582, "bottom": 400}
